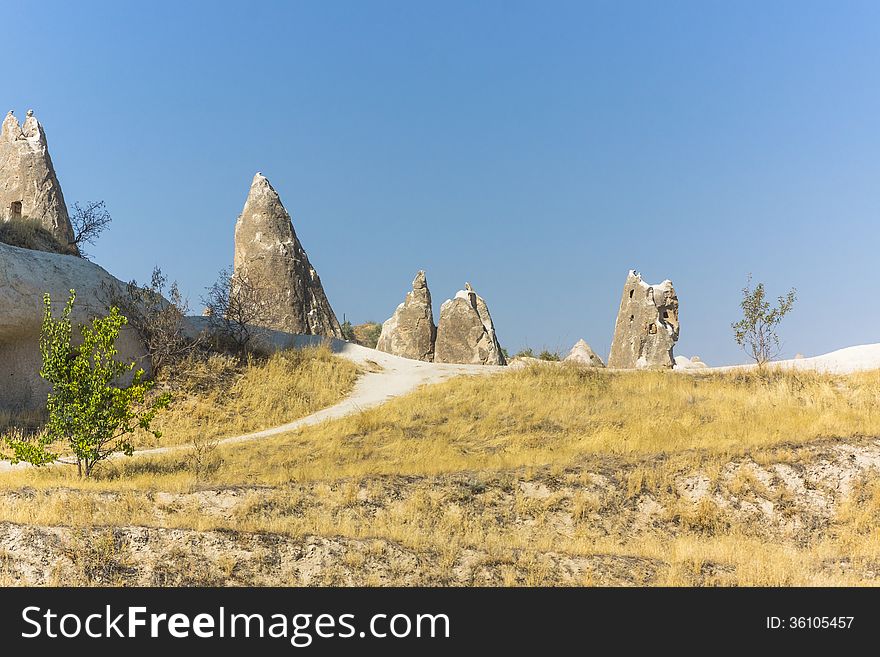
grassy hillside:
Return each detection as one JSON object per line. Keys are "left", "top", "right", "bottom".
{"left": 144, "top": 345, "right": 359, "bottom": 447}
{"left": 0, "top": 345, "right": 359, "bottom": 453}
{"left": 2, "top": 364, "right": 880, "bottom": 585}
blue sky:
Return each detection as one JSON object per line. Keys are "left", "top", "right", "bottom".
{"left": 6, "top": 1, "right": 880, "bottom": 364}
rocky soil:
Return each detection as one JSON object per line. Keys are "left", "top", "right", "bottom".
{"left": 2, "top": 437, "right": 878, "bottom": 586}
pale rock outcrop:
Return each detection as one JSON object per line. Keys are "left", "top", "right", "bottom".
{"left": 376, "top": 270, "right": 436, "bottom": 361}
{"left": 608, "top": 270, "right": 679, "bottom": 369}
{"left": 565, "top": 339, "right": 605, "bottom": 367}
{"left": 674, "top": 355, "right": 707, "bottom": 370}
{"left": 434, "top": 283, "right": 506, "bottom": 366}
{"left": 233, "top": 173, "right": 342, "bottom": 338}
{"left": 507, "top": 356, "right": 558, "bottom": 370}
{"left": 0, "top": 110, "right": 76, "bottom": 250}
{"left": 0, "top": 242, "right": 149, "bottom": 411}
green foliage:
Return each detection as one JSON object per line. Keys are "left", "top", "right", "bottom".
{"left": 732, "top": 275, "right": 797, "bottom": 366}
{"left": 514, "top": 347, "right": 535, "bottom": 359}
{"left": 4, "top": 290, "right": 171, "bottom": 477}
{"left": 341, "top": 319, "right": 355, "bottom": 342}
{"left": 538, "top": 349, "right": 561, "bottom": 361}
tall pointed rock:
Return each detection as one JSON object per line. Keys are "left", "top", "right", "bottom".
{"left": 435, "top": 283, "right": 506, "bottom": 366}
{"left": 376, "top": 270, "right": 437, "bottom": 361}
{"left": 233, "top": 173, "right": 342, "bottom": 338}
{"left": 607, "top": 270, "right": 679, "bottom": 369}
{"left": 0, "top": 110, "right": 75, "bottom": 251}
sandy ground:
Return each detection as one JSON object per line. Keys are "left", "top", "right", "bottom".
{"left": 703, "top": 343, "right": 880, "bottom": 375}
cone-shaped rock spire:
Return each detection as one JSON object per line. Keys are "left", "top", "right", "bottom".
{"left": 376, "top": 270, "right": 437, "bottom": 361}
{"left": 0, "top": 109, "right": 75, "bottom": 250}
{"left": 565, "top": 339, "right": 606, "bottom": 367}
{"left": 233, "top": 173, "right": 342, "bottom": 338}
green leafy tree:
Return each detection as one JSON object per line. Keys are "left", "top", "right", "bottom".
{"left": 341, "top": 318, "right": 356, "bottom": 342}
{"left": 732, "top": 275, "right": 797, "bottom": 367}
{"left": 5, "top": 291, "right": 171, "bottom": 477}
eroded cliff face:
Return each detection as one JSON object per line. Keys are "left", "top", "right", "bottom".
{"left": 0, "top": 110, "right": 75, "bottom": 251}
{"left": 608, "top": 270, "right": 679, "bottom": 369}
{"left": 233, "top": 173, "right": 341, "bottom": 338}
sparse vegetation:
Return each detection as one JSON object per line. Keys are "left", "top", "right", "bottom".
{"left": 2, "top": 365, "right": 880, "bottom": 585}
{"left": 732, "top": 274, "right": 797, "bottom": 366}
{"left": 69, "top": 200, "right": 112, "bottom": 257}
{"left": 0, "top": 219, "right": 69, "bottom": 254}
{"left": 104, "top": 266, "right": 200, "bottom": 375}
{"left": 352, "top": 322, "right": 382, "bottom": 349}
{"left": 142, "top": 344, "right": 359, "bottom": 447}
{"left": 203, "top": 267, "right": 284, "bottom": 357}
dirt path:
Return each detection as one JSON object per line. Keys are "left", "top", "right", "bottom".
{"left": 0, "top": 336, "right": 504, "bottom": 472}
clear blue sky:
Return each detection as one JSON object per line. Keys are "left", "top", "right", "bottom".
{"left": 6, "top": 1, "right": 880, "bottom": 364}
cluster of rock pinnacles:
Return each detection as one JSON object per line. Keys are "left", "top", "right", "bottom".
{"left": 1, "top": 109, "right": 683, "bottom": 370}
{"left": 376, "top": 272, "right": 506, "bottom": 365}
{"left": 375, "top": 269, "right": 681, "bottom": 369}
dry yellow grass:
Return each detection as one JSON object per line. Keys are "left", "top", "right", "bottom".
{"left": 136, "top": 344, "right": 358, "bottom": 448}
{"left": 190, "top": 364, "right": 880, "bottom": 484}
{"left": 2, "top": 364, "right": 880, "bottom": 586}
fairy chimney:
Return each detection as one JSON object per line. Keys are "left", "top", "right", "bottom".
{"left": 233, "top": 173, "right": 342, "bottom": 338}
{"left": 0, "top": 110, "right": 76, "bottom": 251}
{"left": 607, "top": 270, "right": 679, "bottom": 369}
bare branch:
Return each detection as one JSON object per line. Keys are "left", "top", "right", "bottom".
{"left": 70, "top": 200, "right": 112, "bottom": 257}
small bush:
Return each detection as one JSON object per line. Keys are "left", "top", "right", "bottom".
{"left": 103, "top": 266, "right": 200, "bottom": 375}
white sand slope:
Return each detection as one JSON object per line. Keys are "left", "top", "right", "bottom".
{"left": 705, "top": 343, "right": 880, "bottom": 375}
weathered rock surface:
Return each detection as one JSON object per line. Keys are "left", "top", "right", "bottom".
{"left": 233, "top": 173, "right": 342, "bottom": 338}
{"left": 434, "top": 284, "right": 506, "bottom": 366}
{"left": 607, "top": 270, "right": 679, "bottom": 369}
{"left": 0, "top": 242, "right": 149, "bottom": 411}
{"left": 565, "top": 339, "right": 605, "bottom": 367}
{"left": 0, "top": 110, "right": 75, "bottom": 250}
{"left": 376, "top": 270, "right": 436, "bottom": 361}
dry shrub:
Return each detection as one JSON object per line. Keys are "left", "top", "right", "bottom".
{"left": 0, "top": 219, "right": 69, "bottom": 254}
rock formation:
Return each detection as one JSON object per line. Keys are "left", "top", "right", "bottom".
{"left": 0, "top": 110, "right": 76, "bottom": 251}
{"left": 434, "top": 283, "right": 506, "bottom": 366}
{"left": 564, "top": 339, "right": 606, "bottom": 367}
{"left": 674, "top": 355, "right": 707, "bottom": 369}
{"left": 607, "top": 270, "right": 679, "bottom": 369}
{"left": 376, "top": 270, "right": 436, "bottom": 361}
{"left": 233, "top": 173, "right": 342, "bottom": 338}
{"left": 0, "top": 242, "right": 149, "bottom": 411}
